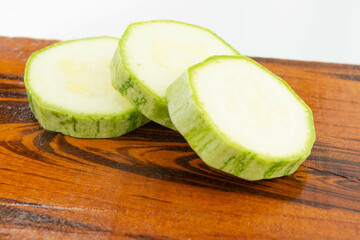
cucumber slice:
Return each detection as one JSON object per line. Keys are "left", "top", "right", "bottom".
{"left": 25, "top": 37, "right": 149, "bottom": 138}
{"left": 111, "top": 20, "right": 240, "bottom": 129}
{"left": 167, "top": 56, "right": 315, "bottom": 180}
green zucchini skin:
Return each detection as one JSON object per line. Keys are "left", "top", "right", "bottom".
{"left": 111, "top": 20, "right": 241, "bottom": 130}
{"left": 25, "top": 37, "right": 150, "bottom": 139}
{"left": 111, "top": 46, "right": 175, "bottom": 130}
{"left": 27, "top": 93, "right": 149, "bottom": 138}
{"left": 167, "top": 55, "right": 316, "bottom": 180}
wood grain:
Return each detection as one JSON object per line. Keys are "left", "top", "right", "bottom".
{"left": 0, "top": 36, "right": 359, "bottom": 240}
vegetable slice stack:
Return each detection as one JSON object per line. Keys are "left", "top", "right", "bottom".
{"left": 111, "top": 20, "right": 240, "bottom": 130}
{"left": 167, "top": 55, "right": 315, "bottom": 180}
{"left": 25, "top": 37, "right": 149, "bottom": 138}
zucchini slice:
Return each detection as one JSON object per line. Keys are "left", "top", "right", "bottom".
{"left": 111, "top": 20, "right": 240, "bottom": 129}
{"left": 25, "top": 37, "right": 149, "bottom": 138}
{"left": 167, "top": 56, "right": 315, "bottom": 180}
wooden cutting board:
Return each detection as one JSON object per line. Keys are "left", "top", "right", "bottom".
{"left": 0, "top": 36, "right": 359, "bottom": 240}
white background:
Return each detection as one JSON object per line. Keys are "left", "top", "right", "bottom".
{"left": 1, "top": 0, "right": 359, "bottom": 64}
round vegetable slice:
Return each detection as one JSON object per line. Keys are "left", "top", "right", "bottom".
{"left": 25, "top": 37, "right": 149, "bottom": 138}
{"left": 167, "top": 55, "right": 316, "bottom": 180}
{"left": 111, "top": 20, "right": 240, "bottom": 130}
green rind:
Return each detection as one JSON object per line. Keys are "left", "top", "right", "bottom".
{"left": 167, "top": 55, "right": 316, "bottom": 181}
{"left": 24, "top": 37, "right": 150, "bottom": 139}
{"left": 27, "top": 93, "right": 149, "bottom": 138}
{"left": 111, "top": 20, "right": 241, "bottom": 130}
{"left": 111, "top": 46, "right": 175, "bottom": 130}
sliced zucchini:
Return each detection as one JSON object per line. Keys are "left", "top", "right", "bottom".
{"left": 167, "top": 55, "right": 315, "bottom": 180}
{"left": 25, "top": 37, "right": 149, "bottom": 138}
{"left": 111, "top": 20, "right": 240, "bottom": 129}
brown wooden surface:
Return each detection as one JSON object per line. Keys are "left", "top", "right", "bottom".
{"left": 0, "top": 36, "right": 359, "bottom": 240}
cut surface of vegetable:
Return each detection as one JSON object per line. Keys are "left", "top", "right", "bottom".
{"left": 25, "top": 37, "right": 149, "bottom": 138}
{"left": 111, "top": 20, "right": 240, "bottom": 129}
{"left": 167, "top": 55, "right": 315, "bottom": 180}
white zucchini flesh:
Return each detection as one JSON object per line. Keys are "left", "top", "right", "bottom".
{"left": 111, "top": 20, "right": 240, "bottom": 129}
{"left": 167, "top": 56, "right": 315, "bottom": 180}
{"left": 25, "top": 37, "right": 149, "bottom": 138}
